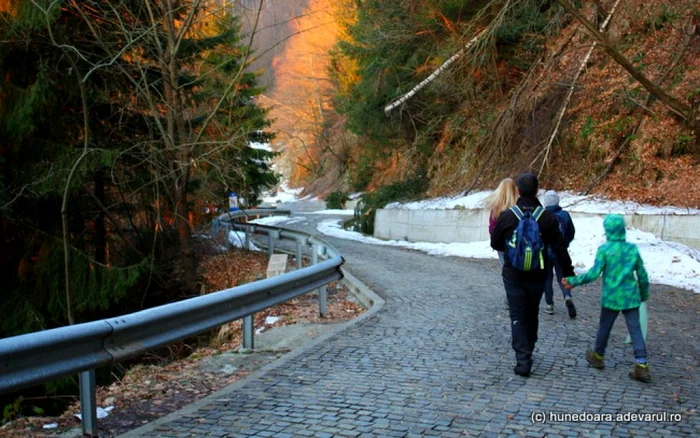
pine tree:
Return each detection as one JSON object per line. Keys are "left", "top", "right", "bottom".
{"left": 0, "top": 0, "right": 278, "bottom": 334}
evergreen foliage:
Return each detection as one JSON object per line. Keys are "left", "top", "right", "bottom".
{"left": 329, "top": 0, "right": 570, "bottom": 190}
{"left": 0, "top": 1, "right": 276, "bottom": 332}
{"left": 1, "top": 0, "right": 279, "bottom": 418}
{"left": 325, "top": 191, "right": 350, "bottom": 209}
{"left": 331, "top": 1, "right": 494, "bottom": 143}
{"left": 193, "top": 13, "right": 280, "bottom": 207}
{"left": 347, "top": 172, "right": 428, "bottom": 235}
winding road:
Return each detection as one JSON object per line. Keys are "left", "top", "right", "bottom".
{"left": 122, "top": 211, "right": 699, "bottom": 437}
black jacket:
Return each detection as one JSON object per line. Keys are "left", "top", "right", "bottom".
{"left": 490, "top": 195, "right": 575, "bottom": 282}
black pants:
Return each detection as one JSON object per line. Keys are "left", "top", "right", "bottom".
{"left": 503, "top": 278, "right": 545, "bottom": 370}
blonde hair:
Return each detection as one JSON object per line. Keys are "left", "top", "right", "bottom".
{"left": 485, "top": 178, "right": 518, "bottom": 219}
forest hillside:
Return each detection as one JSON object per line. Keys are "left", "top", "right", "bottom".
{"left": 260, "top": 0, "right": 700, "bottom": 208}
{"left": 0, "top": 0, "right": 697, "bottom": 424}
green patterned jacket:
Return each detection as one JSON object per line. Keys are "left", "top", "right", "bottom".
{"left": 565, "top": 214, "right": 649, "bottom": 310}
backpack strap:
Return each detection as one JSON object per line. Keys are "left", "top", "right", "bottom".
{"left": 510, "top": 205, "right": 545, "bottom": 221}
{"left": 532, "top": 206, "right": 545, "bottom": 221}
{"left": 532, "top": 206, "right": 546, "bottom": 268}
{"left": 509, "top": 205, "right": 524, "bottom": 220}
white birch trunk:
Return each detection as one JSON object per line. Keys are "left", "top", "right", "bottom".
{"left": 384, "top": 29, "right": 487, "bottom": 115}
{"left": 536, "top": 0, "right": 622, "bottom": 175}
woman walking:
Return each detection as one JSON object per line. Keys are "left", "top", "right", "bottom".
{"left": 485, "top": 178, "right": 518, "bottom": 266}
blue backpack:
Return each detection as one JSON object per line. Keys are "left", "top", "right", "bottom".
{"left": 506, "top": 206, "right": 546, "bottom": 271}
{"left": 547, "top": 209, "right": 573, "bottom": 259}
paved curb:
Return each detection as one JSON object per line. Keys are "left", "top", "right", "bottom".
{"left": 117, "top": 268, "right": 384, "bottom": 438}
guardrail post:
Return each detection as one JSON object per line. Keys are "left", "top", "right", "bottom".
{"left": 242, "top": 315, "right": 254, "bottom": 349}
{"left": 311, "top": 244, "right": 327, "bottom": 317}
{"left": 267, "top": 232, "right": 274, "bottom": 257}
{"left": 79, "top": 370, "right": 98, "bottom": 437}
{"left": 244, "top": 226, "right": 251, "bottom": 249}
{"left": 319, "top": 285, "right": 328, "bottom": 318}
{"left": 295, "top": 239, "right": 303, "bottom": 270}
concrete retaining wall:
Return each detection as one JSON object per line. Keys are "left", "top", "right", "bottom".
{"left": 570, "top": 212, "right": 700, "bottom": 250}
{"left": 375, "top": 208, "right": 491, "bottom": 244}
{"left": 375, "top": 208, "right": 700, "bottom": 250}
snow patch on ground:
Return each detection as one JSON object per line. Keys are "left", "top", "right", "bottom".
{"left": 386, "top": 190, "right": 700, "bottom": 215}
{"left": 317, "top": 217, "right": 700, "bottom": 294}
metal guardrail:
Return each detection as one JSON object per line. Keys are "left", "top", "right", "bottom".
{"left": 214, "top": 207, "right": 292, "bottom": 224}
{"left": 0, "top": 209, "right": 343, "bottom": 436}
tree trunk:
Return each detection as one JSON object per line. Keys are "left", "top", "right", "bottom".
{"left": 535, "top": 0, "right": 622, "bottom": 175}
{"left": 94, "top": 170, "right": 106, "bottom": 266}
{"left": 384, "top": 28, "right": 487, "bottom": 114}
{"left": 175, "top": 184, "right": 196, "bottom": 293}
{"left": 556, "top": 0, "right": 691, "bottom": 121}
{"left": 164, "top": 0, "right": 198, "bottom": 294}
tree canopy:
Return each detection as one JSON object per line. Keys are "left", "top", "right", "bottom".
{"left": 0, "top": 0, "right": 279, "bottom": 336}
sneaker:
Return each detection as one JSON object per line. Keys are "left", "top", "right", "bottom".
{"left": 544, "top": 304, "right": 554, "bottom": 315}
{"left": 565, "top": 298, "right": 577, "bottom": 319}
{"left": 629, "top": 364, "right": 651, "bottom": 382}
{"left": 586, "top": 350, "right": 604, "bottom": 369}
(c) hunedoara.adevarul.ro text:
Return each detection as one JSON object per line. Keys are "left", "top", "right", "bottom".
{"left": 530, "top": 411, "right": 682, "bottom": 424}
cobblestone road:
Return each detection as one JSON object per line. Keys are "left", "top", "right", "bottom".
{"left": 122, "top": 214, "right": 699, "bottom": 437}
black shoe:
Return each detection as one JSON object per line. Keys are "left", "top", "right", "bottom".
{"left": 514, "top": 365, "right": 531, "bottom": 377}
{"left": 565, "top": 298, "right": 577, "bottom": 319}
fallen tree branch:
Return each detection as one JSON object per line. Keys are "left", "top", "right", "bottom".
{"left": 534, "top": 0, "right": 621, "bottom": 176}
{"left": 555, "top": 0, "right": 691, "bottom": 121}
{"left": 583, "top": 15, "right": 696, "bottom": 194}
{"left": 384, "top": 28, "right": 487, "bottom": 115}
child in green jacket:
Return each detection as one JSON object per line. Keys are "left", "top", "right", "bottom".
{"left": 562, "top": 214, "right": 650, "bottom": 382}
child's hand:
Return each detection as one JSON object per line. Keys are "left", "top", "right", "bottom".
{"left": 561, "top": 278, "right": 573, "bottom": 290}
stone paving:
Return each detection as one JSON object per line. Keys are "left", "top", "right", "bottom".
{"left": 121, "top": 214, "right": 700, "bottom": 437}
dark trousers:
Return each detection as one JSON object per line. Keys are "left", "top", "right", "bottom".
{"left": 594, "top": 307, "right": 647, "bottom": 363}
{"left": 544, "top": 258, "right": 572, "bottom": 305}
{"left": 503, "top": 278, "right": 545, "bottom": 369}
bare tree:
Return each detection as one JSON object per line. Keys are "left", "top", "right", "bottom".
{"left": 14, "top": 0, "right": 274, "bottom": 322}
{"left": 533, "top": 0, "right": 623, "bottom": 176}
{"left": 555, "top": 0, "right": 695, "bottom": 123}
